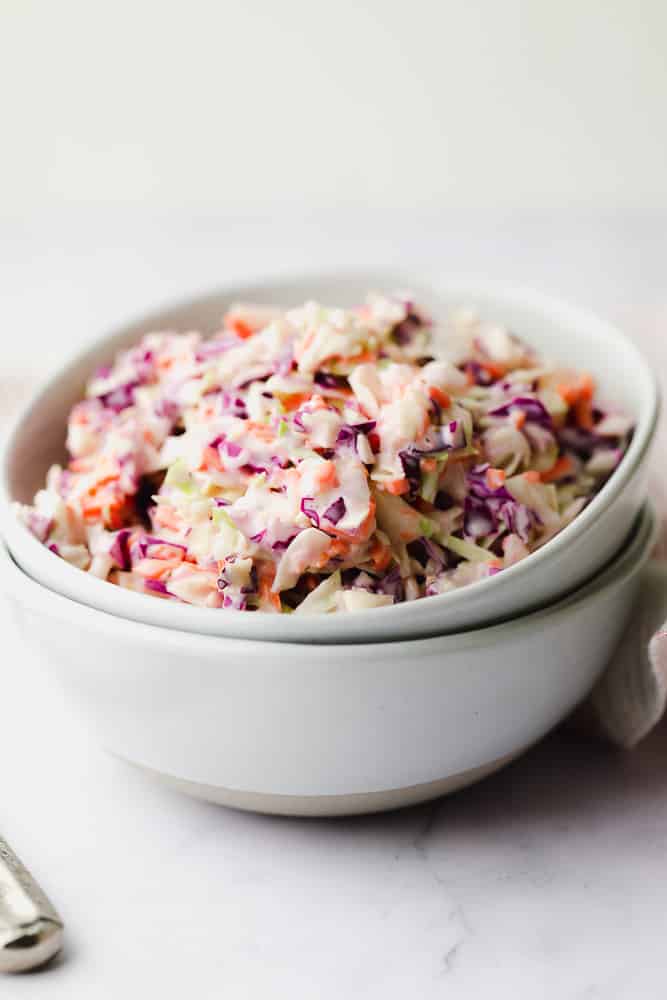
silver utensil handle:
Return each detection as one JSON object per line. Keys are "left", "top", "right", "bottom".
{"left": 0, "top": 835, "right": 63, "bottom": 973}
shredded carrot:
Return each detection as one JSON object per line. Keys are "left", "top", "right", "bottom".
{"left": 199, "top": 445, "right": 225, "bottom": 473}
{"left": 314, "top": 537, "right": 352, "bottom": 567}
{"left": 369, "top": 535, "right": 392, "bottom": 572}
{"left": 258, "top": 564, "right": 282, "bottom": 610}
{"left": 246, "top": 421, "right": 276, "bottom": 442}
{"left": 523, "top": 470, "right": 541, "bottom": 484}
{"left": 228, "top": 317, "right": 254, "bottom": 340}
{"left": 485, "top": 467, "right": 506, "bottom": 491}
{"left": 428, "top": 386, "right": 451, "bottom": 409}
{"left": 557, "top": 372, "right": 596, "bottom": 407}
{"left": 106, "top": 507, "right": 126, "bottom": 531}
{"left": 314, "top": 460, "right": 339, "bottom": 491}
{"left": 335, "top": 350, "right": 376, "bottom": 366}
{"left": 578, "top": 373, "right": 595, "bottom": 400}
{"left": 384, "top": 478, "right": 410, "bottom": 496}
{"left": 88, "top": 472, "right": 119, "bottom": 490}
{"left": 421, "top": 458, "right": 438, "bottom": 473}
{"left": 574, "top": 396, "right": 594, "bottom": 430}
{"left": 540, "top": 455, "right": 574, "bottom": 484}
{"left": 513, "top": 410, "right": 527, "bottom": 430}
{"left": 81, "top": 492, "right": 124, "bottom": 526}
{"left": 482, "top": 362, "right": 507, "bottom": 380}
{"left": 281, "top": 392, "right": 309, "bottom": 412}
{"left": 557, "top": 384, "right": 578, "bottom": 405}
{"left": 69, "top": 457, "right": 95, "bottom": 474}
{"left": 81, "top": 502, "right": 102, "bottom": 521}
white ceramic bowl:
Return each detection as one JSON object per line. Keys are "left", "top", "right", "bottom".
{"left": 0, "top": 274, "right": 659, "bottom": 643}
{"left": 1, "top": 502, "right": 656, "bottom": 817}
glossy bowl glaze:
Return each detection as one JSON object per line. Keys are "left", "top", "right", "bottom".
{"left": 0, "top": 274, "right": 659, "bottom": 643}
{"left": 1, "top": 503, "right": 656, "bottom": 816}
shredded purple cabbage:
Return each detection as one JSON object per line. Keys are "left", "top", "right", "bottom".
{"left": 300, "top": 497, "right": 320, "bottom": 527}
{"left": 336, "top": 421, "right": 377, "bottom": 447}
{"left": 489, "top": 396, "right": 553, "bottom": 429}
{"left": 109, "top": 529, "right": 132, "bottom": 570}
{"left": 98, "top": 380, "right": 140, "bottom": 413}
{"left": 272, "top": 535, "right": 297, "bottom": 551}
{"left": 463, "top": 466, "right": 534, "bottom": 542}
{"left": 398, "top": 449, "right": 421, "bottom": 497}
{"left": 407, "top": 537, "right": 448, "bottom": 572}
{"left": 323, "top": 497, "right": 346, "bottom": 525}
{"left": 462, "top": 361, "right": 493, "bottom": 386}
{"left": 392, "top": 313, "right": 424, "bottom": 345}
{"left": 314, "top": 372, "right": 350, "bottom": 390}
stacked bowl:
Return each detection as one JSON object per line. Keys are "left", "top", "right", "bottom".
{"left": 0, "top": 275, "right": 660, "bottom": 815}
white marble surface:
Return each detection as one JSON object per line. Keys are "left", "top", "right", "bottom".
{"left": 2, "top": 212, "right": 667, "bottom": 998}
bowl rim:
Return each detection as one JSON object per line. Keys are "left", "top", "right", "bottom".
{"left": 1, "top": 501, "right": 656, "bottom": 656}
{"left": 0, "top": 273, "right": 660, "bottom": 638}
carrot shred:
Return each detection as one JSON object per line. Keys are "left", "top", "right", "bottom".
{"left": 557, "top": 372, "right": 596, "bottom": 407}
{"left": 199, "top": 445, "right": 225, "bottom": 473}
{"left": 540, "top": 455, "right": 574, "bottom": 484}
{"left": 258, "top": 564, "right": 282, "bottom": 610}
{"left": 314, "top": 460, "right": 339, "bottom": 491}
{"left": 557, "top": 383, "right": 579, "bottom": 405}
{"left": 229, "top": 318, "right": 254, "bottom": 340}
{"left": 281, "top": 392, "right": 309, "bottom": 412}
{"left": 428, "top": 386, "right": 451, "bottom": 409}
{"left": 579, "top": 373, "right": 595, "bottom": 400}
{"left": 482, "top": 362, "right": 507, "bottom": 380}
{"left": 245, "top": 421, "right": 276, "bottom": 442}
{"left": 485, "top": 467, "right": 506, "bottom": 490}
{"left": 523, "top": 470, "right": 541, "bottom": 484}
{"left": 369, "top": 536, "right": 392, "bottom": 572}
{"left": 384, "top": 478, "right": 410, "bottom": 495}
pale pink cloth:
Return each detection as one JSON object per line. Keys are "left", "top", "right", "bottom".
{"left": 590, "top": 562, "right": 667, "bottom": 747}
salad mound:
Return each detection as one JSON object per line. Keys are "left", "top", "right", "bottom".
{"left": 18, "top": 294, "right": 634, "bottom": 614}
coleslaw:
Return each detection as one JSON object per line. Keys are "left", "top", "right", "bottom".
{"left": 17, "top": 293, "right": 634, "bottom": 614}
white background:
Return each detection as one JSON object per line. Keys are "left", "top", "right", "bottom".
{"left": 2, "top": 0, "right": 667, "bottom": 217}
{"left": 2, "top": 2, "right": 667, "bottom": 997}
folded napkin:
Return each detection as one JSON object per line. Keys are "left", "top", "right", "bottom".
{"left": 2, "top": 374, "right": 666, "bottom": 748}
{"left": 589, "top": 561, "right": 667, "bottom": 747}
